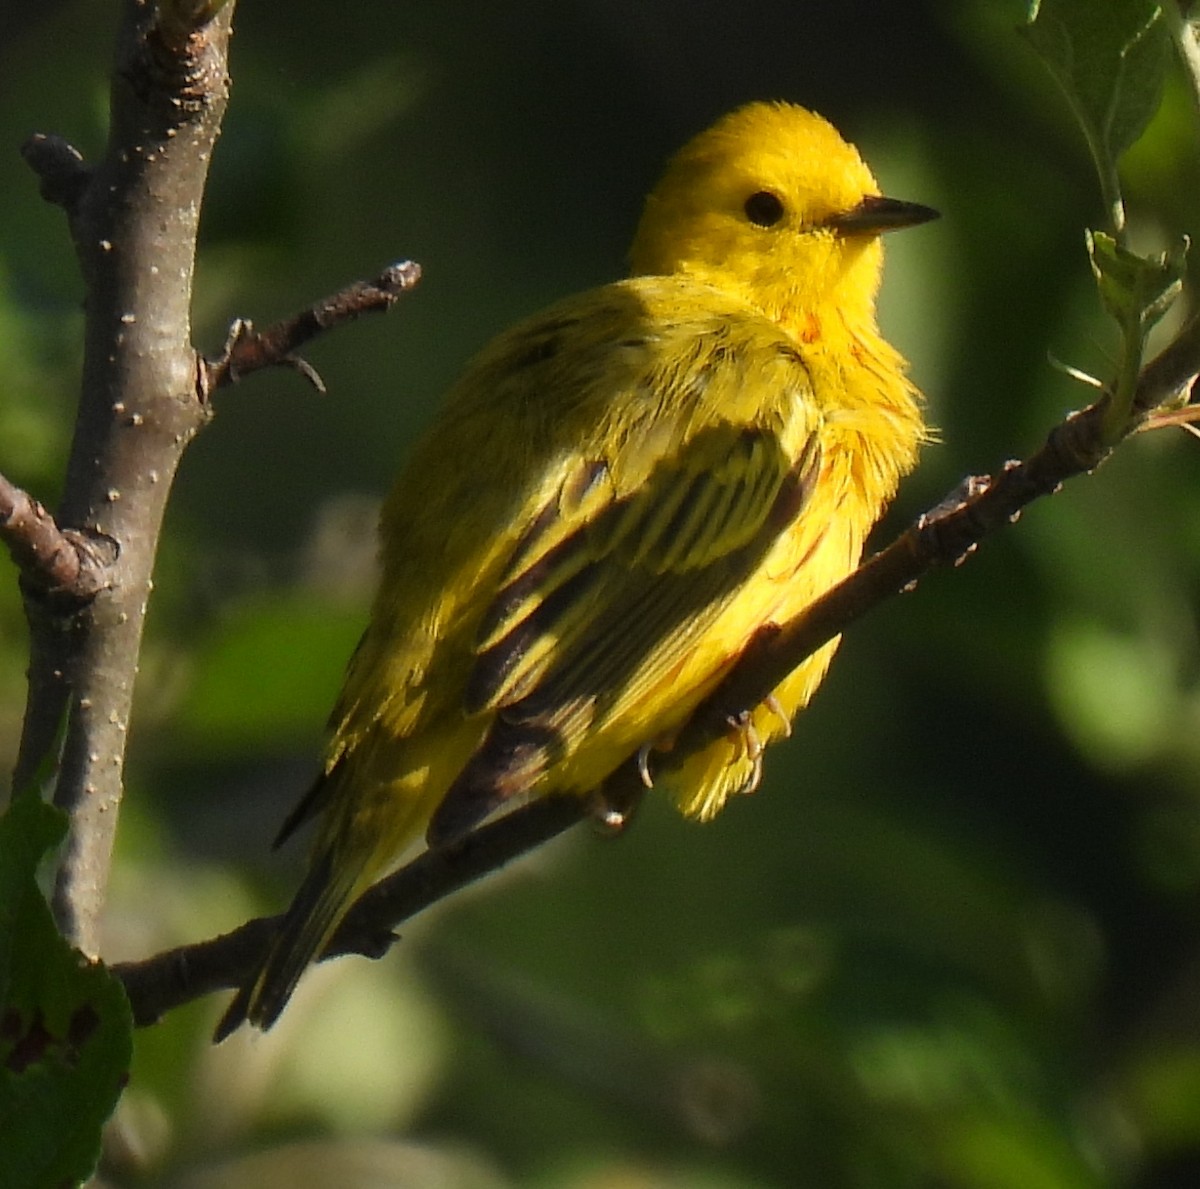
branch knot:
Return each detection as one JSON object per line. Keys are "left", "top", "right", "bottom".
{"left": 21, "top": 134, "right": 91, "bottom": 212}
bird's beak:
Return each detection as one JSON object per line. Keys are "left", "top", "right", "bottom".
{"left": 825, "top": 195, "right": 939, "bottom": 235}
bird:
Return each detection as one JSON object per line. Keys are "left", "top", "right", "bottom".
{"left": 214, "top": 100, "right": 936, "bottom": 1040}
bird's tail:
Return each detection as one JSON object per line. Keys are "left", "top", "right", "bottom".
{"left": 213, "top": 845, "right": 355, "bottom": 1042}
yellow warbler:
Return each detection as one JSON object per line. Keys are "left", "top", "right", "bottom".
{"left": 215, "top": 101, "right": 936, "bottom": 1038}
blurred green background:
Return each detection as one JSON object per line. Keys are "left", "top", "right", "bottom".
{"left": 4, "top": 1, "right": 1200, "bottom": 1186}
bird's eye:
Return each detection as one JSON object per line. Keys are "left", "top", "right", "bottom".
{"left": 743, "top": 190, "right": 785, "bottom": 227}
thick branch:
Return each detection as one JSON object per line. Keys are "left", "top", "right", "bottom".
{"left": 17, "top": 1, "right": 237, "bottom": 953}
{"left": 13, "top": 0, "right": 424, "bottom": 959}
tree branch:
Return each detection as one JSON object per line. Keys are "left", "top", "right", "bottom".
{"left": 115, "top": 794, "right": 586, "bottom": 1026}
{"left": 20, "top": 133, "right": 91, "bottom": 212}
{"left": 11, "top": 0, "right": 427, "bottom": 972}
{"left": 114, "top": 321, "right": 1200, "bottom": 1027}
{"left": 15, "top": 1, "right": 237, "bottom": 953}
{"left": 0, "top": 472, "right": 115, "bottom": 601}
{"left": 203, "top": 261, "right": 424, "bottom": 396}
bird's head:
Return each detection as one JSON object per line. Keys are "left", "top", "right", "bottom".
{"left": 629, "top": 102, "right": 936, "bottom": 328}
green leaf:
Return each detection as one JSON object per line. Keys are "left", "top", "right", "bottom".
{"left": 0, "top": 793, "right": 133, "bottom": 1189}
{"left": 1086, "top": 229, "right": 1186, "bottom": 335}
{"left": 1085, "top": 229, "right": 1187, "bottom": 436}
{"left": 1023, "top": 0, "right": 1171, "bottom": 161}
{"left": 1022, "top": 0, "right": 1171, "bottom": 223}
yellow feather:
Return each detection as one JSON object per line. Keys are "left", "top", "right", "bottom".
{"left": 214, "top": 100, "right": 935, "bottom": 1038}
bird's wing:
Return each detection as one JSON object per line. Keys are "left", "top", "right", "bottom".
{"left": 469, "top": 422, "right": 820, "bottom": 717}
{"left": 429, "top": 381, "right": 822, "bottom": 842}
{"left": 275, "top": 280, "right": 823, "bottom": 849}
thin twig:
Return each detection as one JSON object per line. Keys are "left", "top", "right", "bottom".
{"left": 203, "top": 261, "right": 423, "bottom": 396}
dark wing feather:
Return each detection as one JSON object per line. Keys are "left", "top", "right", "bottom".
{"left": 428, "top": 424, "right": 820, "bottom": 844}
